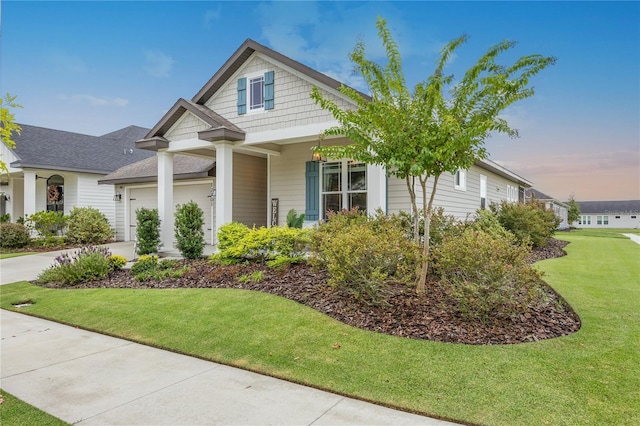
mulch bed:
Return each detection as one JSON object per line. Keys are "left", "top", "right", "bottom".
{"left": 37, "top": 238, "right": 581, "bottom": 345}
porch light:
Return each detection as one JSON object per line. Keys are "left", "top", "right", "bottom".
{"left": 312, "top": 139, "right": 325, "bottom": 162}
{"left": 113, "top": 192, "right": 122, "bottom": 202}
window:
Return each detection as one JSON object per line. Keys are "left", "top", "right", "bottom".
{"left": 506, "top": 185, "right": 518, "bottom": 203}
{"left": 615, "top": 216, "right": 621, "bottom": 219}
{"left": 237, "top": 71, "right": 274, "bottom": 115}
{"left": 579, "top": 215, "right": 591, "bottom": 225}
{"left": 597, "top": 215, "right": 609, "bottom": 225}
{"left": 454, "top": 169, "right": 466, "bottom": 191}
{"left": 321, "top": 161, "right": 367, "bottom": 219}
{"left": 479, "top": 174, "right": 487, "bottom": 209}
{"left": 46, "top": 175, "right": 64, "bottom": 213}
{"left": 632, "top": 216, "right": 637, "bottom": 219}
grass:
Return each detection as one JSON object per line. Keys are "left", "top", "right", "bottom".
{"left": 0, "top": 389, "right": 68, "bottom": 425}
{"left": 0, "top": 252, "right": 36, "bottom": 259}
{"left": 1, "top": 228, "right": 638, "bottom": 425}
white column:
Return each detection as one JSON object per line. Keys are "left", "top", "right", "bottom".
{"left": 215, "top": 142, "right": 233, "bottom": 241}
{"left": 23, "top": 170, "right": 37, "bottom": 218}
{"left": 157, "top": 151, "right": 174, "bottom": 249}
{"left": 367, "top": 164, "right": 387, "bottom": 214}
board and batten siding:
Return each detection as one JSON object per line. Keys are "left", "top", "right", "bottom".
{"left": 232, "top": 152, "right": 267, "bottom": 227}
{"left": 206, "top": 55, "right": 353, "bottom": 134}
{"left": 164, "top": 112, "right": 211, "bottom": 141}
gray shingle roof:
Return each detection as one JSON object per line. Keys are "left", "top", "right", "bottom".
{"left": 98, "top": 154, "right": 215, "bottom": 185}
{"left": 577, "top": 200, "right": 640, "bottom": 214}
{"left": 9, "top": 124, "right": 154, "bottom": 174}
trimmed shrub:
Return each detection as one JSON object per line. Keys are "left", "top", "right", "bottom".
{"left": 216, "top": 222, "right": 250, "bottom": 251}
{"left": 310, "top": 209, "right": 421, "bottom": 305}
{"left": 37, "top": 246, "right": 113, "bottom": 286}
{"left": 66, "top": 207, "right": 114, "bottom": 245}
{"left": 25, "top": 210, "right": 66, "bottom": 237}
{"left": 129, "top": 254, "right": 188, "bottom": 281}
{"left": 490, "top": 200, "right": 561, "bottom": 247}
{"left": 136, "top": 208, "right": 160, "bottom": 255}
{"left": 433, "top": 227, "right": 547, "bottom": 323}
{"left": 108, "top": 254, "right": 127, "bottom": 270}
{"left": 0, "top": 222, "right": 30, "bottom": 249}
{"left": 174, "top": 201, "right": 205, "bottom": 259}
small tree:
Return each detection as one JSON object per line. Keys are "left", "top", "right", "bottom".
{"left": 174, "top": 201, "right": 204, "bottom": 259}
{"left": 1, "top": 94, "right": 22, "bottom": 174}
{"left": 310, "top": 17, "right": 555, "bottom": 293}
{"left": 567, "top": 194, "right": 581, "bottom": 226}
{"left": 136, "top": 207, "right": 160, "bottom": 255}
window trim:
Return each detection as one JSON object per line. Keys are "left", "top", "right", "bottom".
{"left": 320, "top": 160, "right": 367, "bottom": 219}
{"left": 454, "top": 169, "right": 466, "bottom": 191}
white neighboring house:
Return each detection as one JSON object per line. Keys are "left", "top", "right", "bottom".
{"left": 0, "top": 124, "right": 153, "bottom": 230}
{"left": 99, "top": 38, "right": 533, "bottom": 247}
{"left": 575, "top": 200, "right": 640, "bottom": 229}
{"left": 525, "top": 188, "right": 570, "bottom": 230}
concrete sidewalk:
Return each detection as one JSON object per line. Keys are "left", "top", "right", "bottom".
{"left": 1, "top": 310, "right": 456, "bottom": 425}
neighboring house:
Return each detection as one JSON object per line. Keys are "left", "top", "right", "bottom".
{"left": 0, "top": 124, "right": 153, "bottom": 231}
{"left": 575, "top": 200, "right": 640, "bottom": 228}
{"left": 99, "top": 38, "right": 532, "bottom": 247}
{"left": 525, "top": 188, "right": 570, "bottom": 230}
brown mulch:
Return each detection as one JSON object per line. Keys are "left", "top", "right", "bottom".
{"left": 39, "top": 238, "right": 581, "bottom": 345}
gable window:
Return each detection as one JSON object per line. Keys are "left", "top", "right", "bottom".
{"left": 321, "top": 161, "right": 367, "bottom": 219}
{"left": 237, "top": 71, "right": 274, "bottom": 115}
{"left": 454, "top": 169, "right": 466, "bottom": 191}
{"left": 46, "top": 175, "right": 64, "bottom": 213}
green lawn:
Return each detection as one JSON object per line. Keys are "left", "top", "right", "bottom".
{"left": 1, "top": 229, "right": 638, "bottom": 425}
{"left": 0, "top": 390, "right": 68, "bottom": 425}
{"left": 0, "top": 252, "right": 36, "bottom": 260}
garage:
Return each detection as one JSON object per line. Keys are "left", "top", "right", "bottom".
{"left": 127, "top": 181, "right": 215, "bottom": 245}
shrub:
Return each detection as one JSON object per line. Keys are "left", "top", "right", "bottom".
{"left": 66, "top": 207, "right": 114, "bottom": 245}
{"left": 212, "top": 225, "right": 311, "bottom": 266}
{"left": 130, "top": 254, "right": 159, "bottom": 275}
{"left": 216, "top": 222, "right": 250, "bottom": 251}
{"left": 0, "top": 222, "right": 30, "bottom": 248}
{"left": 174, "top": 201, "right": 205, "bottom": 259}
{"left": 286, "top": 209, "right": 305, "bottom": 228}
{"left": 136, "top": 208, "right": 160, "bottom": 255}
{"left": 129, "top": 254, "right": 188, "bottom": 281}
{"left": 310, "top": 209, "right": 421, "bottom": 305}
{"left": 433, "top": 227, "right": 547, "bottom": 323}
{"left": 490, "top": 200, "right": 561, "bottom": 247}
{"left": 31, "top": 235, "right": 66, "bottom": 248}
{"left": 37, "top": 246, "right": 113, "bottom": 286}
{"left": 397, "top": 207, "right": 462, "bottom": 247}
{"left": 468, "top": 209, "right": 514, "bottom": 240}
{"left": 25, "top": 211, "right": 67, "bottom": 237}
{"left": 108, "top": 254, "right": 127, "bottom": 270}
{"left": 0, "top": 213, "right": 10, "bottom": 223}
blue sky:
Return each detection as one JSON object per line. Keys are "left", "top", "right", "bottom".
{"left": 1, "top": 1, "right": 638, "bottom": 201}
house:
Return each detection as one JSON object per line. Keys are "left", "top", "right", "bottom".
{"left": 99, "top": 39, "right": 533, "bottom": 247}
{"left": 0, "top": 124, "right": 153, "bottom": 230}
{"left": 575, "top": 200, "right": 640, "bottom": 228}
{"left": 525, "top": 188, "right": 570, "bottom": 229}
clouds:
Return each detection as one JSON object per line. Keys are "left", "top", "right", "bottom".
{"left": 58, "top": 94, "right": 129, "bottom": 107}
{"left": 143, "top": 49, "right": 174, "bottom": 78}
{"left": 202, "top": 7, "right": 221, "bottom": 29}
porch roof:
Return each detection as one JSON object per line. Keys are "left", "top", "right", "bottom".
{"left": 98, "top": 154, "right": 215, "bottom": 185}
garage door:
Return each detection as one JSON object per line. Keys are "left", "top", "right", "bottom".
{"left": 129, "top": 183, "right": 214, "bottom": 244}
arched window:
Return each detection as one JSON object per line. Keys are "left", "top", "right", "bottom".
{"left": 46, "top": 175, "right": 64, "bottom": 212}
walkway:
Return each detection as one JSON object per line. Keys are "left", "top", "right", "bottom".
{"left": 0, "top": 245, "right": 458, "bottom": 425}
{"left": 622, "top": 233, "right": 640, "bottom": 244}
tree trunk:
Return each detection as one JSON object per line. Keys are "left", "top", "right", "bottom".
{"left": 416, "top": 174, "right": 439, "bottom": 294}
{"left": 405, "top": 175, "right": 419, "bottom": 243}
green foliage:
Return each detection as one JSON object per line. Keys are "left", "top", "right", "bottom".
{"left": 0, "top": 222, "right": 30, "bottom": 248}
{"left": 309, "top": 209, "right": 421, "bottom": 305}
{"left": 216, "top": 222, "right": 250, "bottom": 251}
{"left": 37, "top": 246, "right": 113, "bottom": 286}
{"left": 174, "top": 201, "right": 205, "bottom": 259}
{"left": 491, "top": 200, "right": 561, "bottom": 247}
{"left": 397, "top": 207, "right": 463, "bottom": 248}
{"left": 286, "top": 209, "right": 305, "bottom": 228}
{"left": 310, "top": 17, "right": 555, "bottom": 292}
{"left": 65, "top": 207, "right": 114, "bottom": 245}
{"left": 108, "top": 254, "right": 127, "bottom": 270}
{"left": 0, "top": 213, "right": 10, "bottom": 223}
{"left": 135, "top": 207, "right": 160, "bottom": 255}
{"left": 567, "top": 194, "right": 581, "bottom": 226}
{"left": 213, "top": 226, "right": 311, "bottom": 266}
{"left": 1, "top": 94, "right": 22, "bottom": 174}
{"left": 30, "top": 235, "right": 66, "bottom": 248}
{"left": 239, "top": 270, "right": 265, "bottom": 284}
{"left": 433, "top": 228, "right": 547, "bottom": 323}
{"left": 469, "top": 208, "right": 515, "bottom": 240}
{"left": 129, "top": 254, "right": 188, "bottom": 281}
{"left": 25, "top": 210, "right": 67, "bottom": 237}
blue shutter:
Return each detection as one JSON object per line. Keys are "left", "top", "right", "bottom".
{"left": 264, "top": 71, "right": 274, "bottom": 110}
{"left": 237, "top": 78, "right": 247, "bottom": 115}
{"left": 305, "top": 161, "right": 319, "bottom": 221}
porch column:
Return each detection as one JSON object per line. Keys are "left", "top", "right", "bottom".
{"left": 23, "top": 170, "right": 37, "bottom": 218}
{"left": 157, "top": 151, "right": 174, "bottom": 250}
{"left": 215, "top": 141, "right": 233, "bottom": 241}
{"left": 367, "top": 164, "right": 387, "bottom": 214}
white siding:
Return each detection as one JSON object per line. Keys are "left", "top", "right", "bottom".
{"left": 206, "top": 54, "right": 353, "bottom": 134}
{"left": 233, "top": 153, "right": 267, "bottom": 227}
{"left": 77, "top": 173, "right": 116, "bottom": 228}
{"left": 165, "top": 112, "right": 210, "bottom": 141}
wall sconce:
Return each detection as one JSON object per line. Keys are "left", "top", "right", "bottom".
{"left": 2, "top": 194, "right": 9, "bottom": 201}
{"left": 311, "top": 138, "right": 325, "bottom": 162}
{"left": 113, "top": 192, "right": 122, "bottom": 202}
